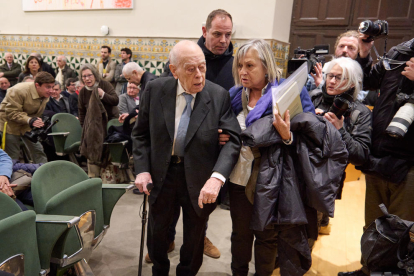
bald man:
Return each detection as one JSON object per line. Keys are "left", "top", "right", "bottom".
{"left": 0, "top": 53, "right": 22, "bottom": 87}
{"left": 55, "top": 55, "right": 77, "bottom": 91}
{"left": 0, "top": 78, "right": 10, "bottom": 103}
{"left": 132, "top": 40, "right": 241, "bottom": 275}
{"left": 122, "top": 62, "right": 157, "bottom": 93}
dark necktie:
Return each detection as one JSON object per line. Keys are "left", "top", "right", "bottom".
{"left": 174, "top": 92, "right": 193, "bottom": 156}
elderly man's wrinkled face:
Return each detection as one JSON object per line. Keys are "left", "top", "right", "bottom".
{"left": 101, "top": 48, "right": 110, "bottom": 61}
{"left": 203, "top": 15, "right": 233, "bottom": 55}
{"left": 81, "top": 69, "right": 96, "bottom": 87}
{"left": 127, "top": 83, "right": 140, "bottom": 97}
{"left": 51, "top": 84, "right": 61, "bottom": 100}
{"left": 5, "top": 54, "right": 13, "bottom": 64}
{"left": 124, "top": 70, "right": 141, "bottom": 86}
{"left": 171, "top": 52, "right": 206, "bottom": 94}
{"left": 0, "top": 78, "right": 10, "bottom": 90}
{"left": 335, "top": 37, "right": 359, "bottom": 59}
{"left": 57, "top": 56, "right": 66, "bottom": 68}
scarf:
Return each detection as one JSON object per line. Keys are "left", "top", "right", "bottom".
{"left": 230, "top": 80, "right": 280, "bottom": 127}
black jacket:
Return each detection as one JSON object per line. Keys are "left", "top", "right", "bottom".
{"left": 311, "top": 89, "right": 372, "bottom": 166}
{"left": 42, "top": 62, "right": 56, "bottom": 78}
{"left": 357, "top": 39, "right": 414, "bottom": 161}
{"left": 0, "top": 89, "right": 6, "bottom": 103}
{"left": 140, "top": 71, "right": 157, "bottom": 93}
{"left": 197, "top": 36, "right": 235, "bottom": 91}
{"left": 45, "top": 97, "right": 62, "bottom": 113}
{"left": 0, "top": 62, "right": 21, "bottom": 86}
{"left": 69, "top": 93, "right": 78, "bottom": 117}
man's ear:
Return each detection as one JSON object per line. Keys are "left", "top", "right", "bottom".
{"left": 35, "top": 83, "right": 40, "bottom": 89}
{"left": 169, "top": 64, "right": 178, "bottom": 79}
{"left": 202, "top": 26, "right": 207, "bottom": 39}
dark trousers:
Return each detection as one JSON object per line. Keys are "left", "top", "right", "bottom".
{"left": 147, "top": 163, "right": 208, "bottom": 276}
{"left": 229, "top": 182, "right": 278, "bottom": 276}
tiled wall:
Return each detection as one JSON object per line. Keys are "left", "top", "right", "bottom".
{"left": 0, "top": 35, "right": 290, "bottom": 77}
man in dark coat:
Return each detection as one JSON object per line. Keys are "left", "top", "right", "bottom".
{"left": 0, "top": 78, "right": 10, "bottom": 103}
{"left": 132, "top": 40, "right": 241, "bottom": 276}
{"left": 55, "top": 56, "right": 77, "bottom": 91}
{"left": 122, "top": 62, "right": 157, "bottom": 93}
{"left": 0, "top": 53, "right": 22, "bottom": 87}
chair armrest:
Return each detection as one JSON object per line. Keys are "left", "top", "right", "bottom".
{"left": 35, "top": 214, "right": 80, "bottom": 270}
{"left": 47, "top": 132, "right": 70, "bottom": 156}
{"left": 102, "top": 184, "right": 134, "bottom": 226}
{"left": 103, "top": 140, "right": 128, "bottom": 145}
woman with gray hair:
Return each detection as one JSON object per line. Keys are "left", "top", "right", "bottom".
{"left": 227, "top": 39, "right": 315, "bottom": 276}
{"left": 78, "top": 63, "right": 119, "bottom": 177}
{"left": 309, "top": 57, "right": 371, "bottom": 235}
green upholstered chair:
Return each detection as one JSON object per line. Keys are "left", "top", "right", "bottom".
{"left": 31, "top": 160, "right": 134, "bottom": 274}
{"left": 0, "top": 193, "right": 80, "bottom": 276}
{"left": 48, "top": 113, "right": 82, "bottom": 164}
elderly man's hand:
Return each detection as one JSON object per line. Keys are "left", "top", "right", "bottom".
{"left": 402, "top": 58, "right": 414, "bottom": 81}
{"left": 358, "top": 33, "right": 375, "bottom": 59}
{"left": 198, "top": 177, "right": 222, "bottom": 209}
{"left": 324, "top": 112, "right": 344, "bottom": 130}
{"left": 119, "top": 113, "right": 129, "bottom": 123}
{"left": 0, "top": 176, "right": 16, "bottom": 198}
{"left": 273, "top": 110, "right": 291, "bottom": 141}
{"left": 135, "top": 172, "right": 152, "bottom": 195}
{"left": 218, "top": 129, "right": 230, "bottom": 145}
{"left": 310, "top": 63, "right": 323, "bottom": 88}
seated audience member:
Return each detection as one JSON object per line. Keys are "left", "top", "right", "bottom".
{"left": 55, "top": 56, "right": 77, "bottom": 91}
{"left": 114, "top": 47, "right": 133, "bottom": 95}
{"left": 122, "top": 62, "right": 157, "bottom": 93}
{"left": 0, "top": 77, "right": 10, "bottom": 103}
{"left": 69, "top": 81, "right": 83, "bottom": 117}
{"left": 227, "top": 39, "right": 316, "bottom": 276}
{"left": 309, "top": 57, "right": 372, "bottom": 236}
{"left": 0, "top": 72, "right": 55, "bottom": 163}
{"left": 118, "top": 82, "right": 139, "bottom": 122}
{"left": 18, "top": 56, "right": 42, "bottom": 83}
{"left": 45, "top": 81, "right": 70, "bottom": 114}
{"left": 96, "top": 46, "right": 116, "bottom": 85}
{"left": 0, "top": 53, "right": 22, "bottom": 87}
{"left": 78, "top": 64, "right": 119, "bottom": 177}
{"left": 61, "top": 77, "right": 78, "bottom": 98}
{"left": 22, "top": 76, "right": 34, "bottom": 83}
{"left": 30, "top": 53, "right": 56, "bottom": 78}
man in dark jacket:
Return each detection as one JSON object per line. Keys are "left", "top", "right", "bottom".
{"left": 45, "top": 82, "right": 69, "bottom": 114}
{"left": 55, "top": 56, "right": 77, "bottom": 91}
{"left": 122, "top": 62, "right": 157, "bottom": 93}
{"left": 0, "top": 53, "right": 22, "bottom": 87}
{"left": 0, "top": 78, "right": 10, "bottom": 103}
{"left": 339, "top": 38, "right": 414, "bottom": 276}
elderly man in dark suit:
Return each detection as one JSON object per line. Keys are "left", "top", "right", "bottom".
{"left": 0, "top": 53, "right": 22, "bottom": 87}
{"left": 133, "top": 40, "right": 241, "bottom": 276}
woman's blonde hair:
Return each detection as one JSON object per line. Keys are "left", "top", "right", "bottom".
{"left": 232, "top": 39, "right": 282, "bottom": 87}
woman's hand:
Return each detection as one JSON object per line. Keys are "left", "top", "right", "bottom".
{"left": 98, "top": 88, "right": 105, "bottom": 97}
{"left": 324, "top": 112, "right": 344, "bottom": 130}
{"left": 273, "top": 110, "right": 291, "bottom": 140}
{"left": 315, "top": 108, "right": 324, "bottom": 115}
{"left": 310, "top": 63, "right": 323, "bottom": 88}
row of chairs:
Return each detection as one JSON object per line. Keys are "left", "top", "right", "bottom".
{"left": 0, "top": 160, "right": 134, "bottom": 276}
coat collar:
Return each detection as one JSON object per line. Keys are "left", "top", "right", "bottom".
{"left": 28, "top": 83, "right": 41, "bottom": 100}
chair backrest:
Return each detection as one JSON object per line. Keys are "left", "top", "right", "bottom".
{"left": 107, "top": 118, "right": 123, "bottom": 130}
{"left": 51, "top": 113, "right": 82, "bottom": 149}
{"left": 31, "top": 160, "right": 89, "bottom": 214}
{"left": 0, "top": 193, "right": 41, "bottom": 276}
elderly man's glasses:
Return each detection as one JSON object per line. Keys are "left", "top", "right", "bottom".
{"left": 82, "top": 74, "right": 94, "bottom": 79}
{"left": 326, "top": 73, "right": 347, "bottom": 82}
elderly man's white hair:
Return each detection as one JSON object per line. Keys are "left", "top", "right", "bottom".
{"left": 123, "top": 62, "right": 143, "bottom": 75}
{"left": 4, "top": 52, "right": 13, "bottom": 57}
{"left": 169, "top": 40, "right": 203, "bottom": 66}
{"left": 58, "top": 55, "right": 67, "bottom": 63}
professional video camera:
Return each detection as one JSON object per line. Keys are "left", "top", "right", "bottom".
{"left": 287, "top": 45, "right": 330, "bottom": 75}
{"left": 24, "top": 116, "right": 59, "bottom": 143}
{"left": 358, "top": 20, "right": 389, "bottom": 42}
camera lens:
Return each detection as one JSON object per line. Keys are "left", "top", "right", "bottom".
{"left": 359, "top": 21, "right": 370, "bottom": 33}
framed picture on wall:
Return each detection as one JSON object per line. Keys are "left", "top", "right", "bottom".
{"left": 22, "top": 0, "right": 133, "bottom": 11}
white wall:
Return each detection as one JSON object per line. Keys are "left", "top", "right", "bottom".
{"left": 1, "top": 0, "right": 292, "bottom": 42}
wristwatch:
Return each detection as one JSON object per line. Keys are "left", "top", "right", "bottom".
{"left": 283, "top": 132, "right": 293, "bottom": 145}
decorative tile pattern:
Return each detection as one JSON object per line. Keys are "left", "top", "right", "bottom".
{"left": 0, "top": 35, "right": 290, "bottom": 77}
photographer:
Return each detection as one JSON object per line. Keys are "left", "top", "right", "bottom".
{"left": 339, "top": 38, "right": 414, "bottom": 276}
{"left": 0, "top": 72, "right": 55, "bottom": 163}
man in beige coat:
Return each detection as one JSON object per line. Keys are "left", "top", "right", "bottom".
{"left": 0, "top": 72, "right": 55, "bottom": 163}
{"left": 96, "top": 46, "right": 116, "bottom": 86}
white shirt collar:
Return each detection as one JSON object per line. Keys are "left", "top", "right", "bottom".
{"left": 177, "top": 80, "right": 195, "bottom": 99}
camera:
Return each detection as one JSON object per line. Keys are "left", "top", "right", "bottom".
{"left": 358, "top": 20, "right": 389, "bottom": 42}
{"left": 287, "top": 45, "right": 330, "bottom": 75}
{"left": 24, "top": 116, "right": 59, "bottom": 143}
{"left": 329, "top": 88, "right": 354, "bottom": 118}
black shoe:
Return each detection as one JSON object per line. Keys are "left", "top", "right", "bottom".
{"left": 133, "top": 188, "right": 143, "bottom": 195}
{"left": 338, "top": 269, "right": 366, "bottom": 276}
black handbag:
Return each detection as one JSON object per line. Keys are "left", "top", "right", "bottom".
{"left": 361, "top": 204, "right": 414, "bottom": 273}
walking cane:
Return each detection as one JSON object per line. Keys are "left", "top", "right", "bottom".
{"left": 138, "top": 182, "right": 153, "bottom": 276}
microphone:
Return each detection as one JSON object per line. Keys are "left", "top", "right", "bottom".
{"left": 147, "top": 183, "right": 154, "bottom": 192}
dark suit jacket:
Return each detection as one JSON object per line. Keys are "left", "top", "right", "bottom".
{"left": 140, "top": 71, "right": 157, "bottom": 92}
{"left": 0, "top": 62, "right": 22, "bottom": 86}
{"left": 69, "top": 93, "right": 79, "bottom": 116}
{"left": 132, "top": 77, "right": 241, "bottom": 217}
